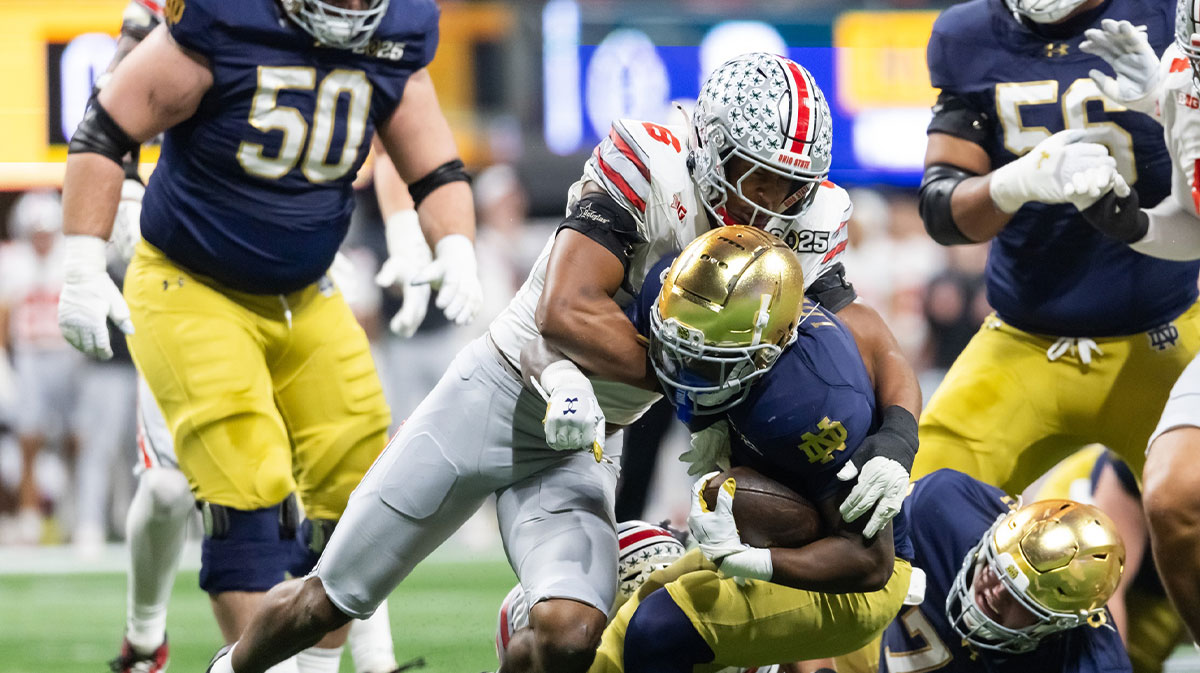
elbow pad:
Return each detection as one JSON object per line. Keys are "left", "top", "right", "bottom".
{"left": 919, "top": 163, "right": 976, "bottom": 246}
{"left": 68, "top": 99, "right": 140, "bottom": 167}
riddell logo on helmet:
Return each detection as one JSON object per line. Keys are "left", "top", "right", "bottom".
{"left": 774, "top": 153, "right": 810, "bottom": 169}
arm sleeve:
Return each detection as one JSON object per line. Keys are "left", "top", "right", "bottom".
{"left": 806, "top": 263, "right": 857, "bottom": 313}
{"left": 557, "top": 191, "right": 645, "bottom": 273}
{"left": 1129, "top": 195, "right": 1200, "bottom": 260}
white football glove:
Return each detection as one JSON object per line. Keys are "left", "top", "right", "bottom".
{"left": 110, "top": 179, "right": 144, "bottom": 265}
{"left": 58, "top": 235, "right": 134, "bottom": 360}
{"left": 375, "top": 210, "right": 432, "bottom": 338}
{"left": 837, "top": 406, "right": 918, "bottom": 538}
{"left": 411, "top": 234, "right": 483, "bottom": 326}
{"left": 1081, "top": 19, "right": 1161, "bottom": 115}
{"left": 680, "top": 421, "right": 732, "bottom": 478}
{"left": 688, "top": 472, "right": 772, "bottom": 582}
{"left": 989, "top": 129, "right": 1131, "bottom": 214}
{"left": 535, "top": 360, "right": 605, "bottom": 460}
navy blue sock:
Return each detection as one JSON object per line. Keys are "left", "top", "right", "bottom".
{"left": 623, "top": 588, "right": 714, "bottom": 673}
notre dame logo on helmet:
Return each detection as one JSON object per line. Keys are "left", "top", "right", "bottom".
{"left": 164, "top": 0, "right": 185, "bottom": 26}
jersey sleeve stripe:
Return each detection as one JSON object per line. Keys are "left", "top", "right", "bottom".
{"left": 594, "top": 152, "right": 648, "bottom": 213}
{"left": 135, "top": 0, "right": 164, "bottom": 16}
{"left": 608, "top": 128, "right": 651, "bottom": 182}
{"left": 821, "top": 239, "right": 847, "bottom": 264}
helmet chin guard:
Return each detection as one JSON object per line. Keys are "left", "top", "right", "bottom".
{"left": 279, "top": 0, "right": 389, "bottom": 49}
{"left": 1004, "top": 0, "right": 1089, "bottom": 24}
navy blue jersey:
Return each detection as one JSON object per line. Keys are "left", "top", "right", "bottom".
{"left": 140, "top": 0, "right": 438, "bottom": 294}
{"left": 879, "top": 469, "right": 1130, "bottom": 673}
{"left": 632, "top": 255, "right": 913, "bottom": 560}
{"left": 927, "top": 0, "right": 1199, "bottom": 336}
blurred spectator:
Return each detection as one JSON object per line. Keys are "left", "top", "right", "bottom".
{"left": 0, "top": 190, "right": 84, "bottom": 544}
{"left": 920, "top": 243, "right": 989, "bottom": 398}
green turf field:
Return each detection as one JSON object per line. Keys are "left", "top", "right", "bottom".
{"left": 0, "top": 558, "right": 517, "bottom": 673}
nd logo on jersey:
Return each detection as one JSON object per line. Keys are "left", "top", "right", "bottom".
{"left": 164, "top": 0, "right": 185, "bottom": 25}
{"left": 798, "top": 417, "right": 847, "bottom": 464}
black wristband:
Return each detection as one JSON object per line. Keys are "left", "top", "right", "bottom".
{"left": 408, "top": 158, "right": 470, "bottom": 208}
{"left": 875, "top": 405, "right": 919, "bottom": 470}
{"left": 1081, "top": 189, "right": 1147, "bottom": 244}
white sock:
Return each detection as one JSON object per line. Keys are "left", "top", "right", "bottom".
{"left": 296, "top": 646, "right": 343, "bottom": 673}
{"left": 125, "top": 468, "right": 193, "bottom": 654}
{"left": 349, "top": 602, "right": 399, "bottom": 673}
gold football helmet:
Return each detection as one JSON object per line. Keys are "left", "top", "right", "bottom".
{"left": 649, "top": 225, "right": 805, "bottom": 416}
{"left": 947, "top": 499, "right": 1125, "bottom": 653}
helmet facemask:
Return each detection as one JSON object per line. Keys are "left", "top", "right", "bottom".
{"left": 1177, "top": 0, "right": 1200, "bottom": 92}
{"left": 1004, "top": 0, "right": 1091, "bottom": 24}
{"left": 280, "top": 0, "right": 389, "bottom": 49}
{"left": 689, "top": 53, "right": 831, "bottom": 230}
{"left": 649, "top": 299, "right": 794, "bottom": 417}
{"left": 946, "top": 507, "right": 1120, "bottom": 653}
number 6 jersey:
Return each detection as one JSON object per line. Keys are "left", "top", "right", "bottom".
{"left": 486, "top": 118, "right": 853, "bottom": 426}
{"left": 139, "top": 0, "right": 439, "bottom": 294}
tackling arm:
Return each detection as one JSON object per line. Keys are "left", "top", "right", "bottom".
{"left": 836, "top": 301, "right": 921, "bottom": 417}
{"left": 535, "top": 208, "right": 658, "bottom": 391}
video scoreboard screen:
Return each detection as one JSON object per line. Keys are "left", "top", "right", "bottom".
{"left": 541, "top": 1, "right": 940, "bottom": 186}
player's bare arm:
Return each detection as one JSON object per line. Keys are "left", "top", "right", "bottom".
{"left": 836, "top": 301, "right": 921, "bottom": 417}
{"left": 922, "top": 133, "right": 1006, "bottom": 244}
{"left": 63, "top": 25, "right": 211, "bottom": 241}
{"left": 765, "top": 488, "right": 896, "bottom": 594}
{"left": 536, "top": 213, "right": 658, "bottom": 391}
{"left": 376, "top": 68, "right": 472, "bottom": 246}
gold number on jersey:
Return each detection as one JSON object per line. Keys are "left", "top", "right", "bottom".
{"left": 882, "top": 606, "right": 953, "bottom": 673}
{"left": 237, "top": 66, "right": 371, "bottom": 182}
{"left": 995, "top": 78, "right": 1138, "bottom": 184}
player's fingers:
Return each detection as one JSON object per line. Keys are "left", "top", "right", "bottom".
{"left": 410, "top": 260, "right": 444, "bottom": 287}
{"left": 715, "top": 478, "right": 737, "bottom": 512}
{"left": 836, "top": 460, "right": 858, "bottom": 482}
{"left": 108, "top": 293, "right": 135, "bottom": 336}
{"left": 1114, "top": 172, "right": 1131, "bottom": 198}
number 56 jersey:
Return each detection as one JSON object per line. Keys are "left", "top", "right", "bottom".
{"left": 140, "top": 0, "right": 439, "bottom": 295}
{"left": 926, "top": 0, "right": 1199, "bottom": 337}
{"left": 486, "top": 117, "right": 852, "bottom": 427}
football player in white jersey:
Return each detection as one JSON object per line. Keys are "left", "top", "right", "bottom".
{"left": 1073, "top": 4, "right": 1200, "bottom": 645}
{"left": 208, "top": 53, "right": 916, "bottom": 673}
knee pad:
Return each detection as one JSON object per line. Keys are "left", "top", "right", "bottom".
{"left": 141, "top": 468, "right": 193, "bottom": 520}
{"left": 198, "top": 498, "right": 298, "bottom": 594}
{"left": 288, "top": 517, "right": 337, "bottom": 578}
{"left": 624, "top": 590, "right": 712, "bottom": 673}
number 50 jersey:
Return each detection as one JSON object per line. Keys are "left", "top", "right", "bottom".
{"left": 139, "top": 0, "right": 439, "bottom": 294}
{"left": 927, "top": 0, "right": 1200, "bottom": 337}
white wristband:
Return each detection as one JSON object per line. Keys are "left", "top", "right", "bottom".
{"left": 538, "top": 359, "right": 590, "bottom": 395}
{"left": 720, "top": 547, "right": 773, "bottom": 582}
{"left": 987, "top": 164, "right": 1027, "bottom": 214}
{"left": 63, "top": 235, "right": 110, "bottom": 279}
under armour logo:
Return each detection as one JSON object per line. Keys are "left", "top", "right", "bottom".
{"left": 563, "top": 397, "right": 579, "bottom": 415}
{"left": 1036, "top": 150, "right": 1050, "bottom": 169}
{"left": 1044, "top": 43, "right": 1069, "bottom": 57}
{"left": 1148, "top": 323, "right": 1180, "bottom": 351}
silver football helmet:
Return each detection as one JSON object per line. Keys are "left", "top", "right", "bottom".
{"left": 279, "top": 0, "right": 389, "bottom": 49}
{"left": 9, "top": 189, "right": 62, "bottom": 240}
{"left": 1004, "top": 0, "right": 1090, "bottom": 24}
{"left": 689, "top": 53, "right": 832, "bottom": 228}
{"left": 1179, "top": 0, "right": 1200, "bottom": 90}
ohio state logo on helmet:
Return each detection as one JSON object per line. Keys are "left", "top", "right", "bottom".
{"left": 690, "top": 53, "right": 832, "bottom": 226}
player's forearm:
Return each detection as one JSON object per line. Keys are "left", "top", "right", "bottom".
{"left": 767, "top": 528, "right": 895, "bottom": 593}
{"left": 948, "top": 174, "right": 1014, "bottom": 242}
{"left": 62, "top": 153, "right": 124, "bottom": 240}
{"left": 414, "top": 181, "right": 474, "bottom": 245}
{"left": 536, "top": 297, "right": 657, "bottom": 391}
{"left": 519, "top": 335, "right": 566, "bottom": 390}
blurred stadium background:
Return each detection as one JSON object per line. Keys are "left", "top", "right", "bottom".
{"left": 0, "top": 1, "right": 1196, "bottom": 672}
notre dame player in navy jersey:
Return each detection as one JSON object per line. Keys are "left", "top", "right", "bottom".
{"left": 57, "top": 0, "right": 482, "bottom": 662}
{"left": 912, "top": 0, "right": 1200, "bottom": 639}
{"left": 577, "top": 228, "right": 915, "bottom": 673}
{"left": 881, "top": 469, "right": 1128, "bottom": 673}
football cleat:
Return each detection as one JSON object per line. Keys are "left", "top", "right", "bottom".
{"left": 108, "top": 635, "right": 169, "bottom": 673}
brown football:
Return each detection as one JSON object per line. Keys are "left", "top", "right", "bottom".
{"left": 702, "top": 466, "right": 824, "bottom": 548}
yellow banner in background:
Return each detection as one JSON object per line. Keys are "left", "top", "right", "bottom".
{"left": 833, "top": 11, "right": 939, "bottom": 113}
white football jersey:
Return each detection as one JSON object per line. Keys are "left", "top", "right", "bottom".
{"left": 0, "top": 240, "right": 69, "bottom": 352}
{"left": 1153, "top": 43, "right": 1200, "bottom": 216}
{"left": 486, "top": 119, "right": 851, "bottom": 425}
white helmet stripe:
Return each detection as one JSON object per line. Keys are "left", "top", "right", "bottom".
{"left": 1194, "top": 0, "right": 1199, "bottom": 27}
